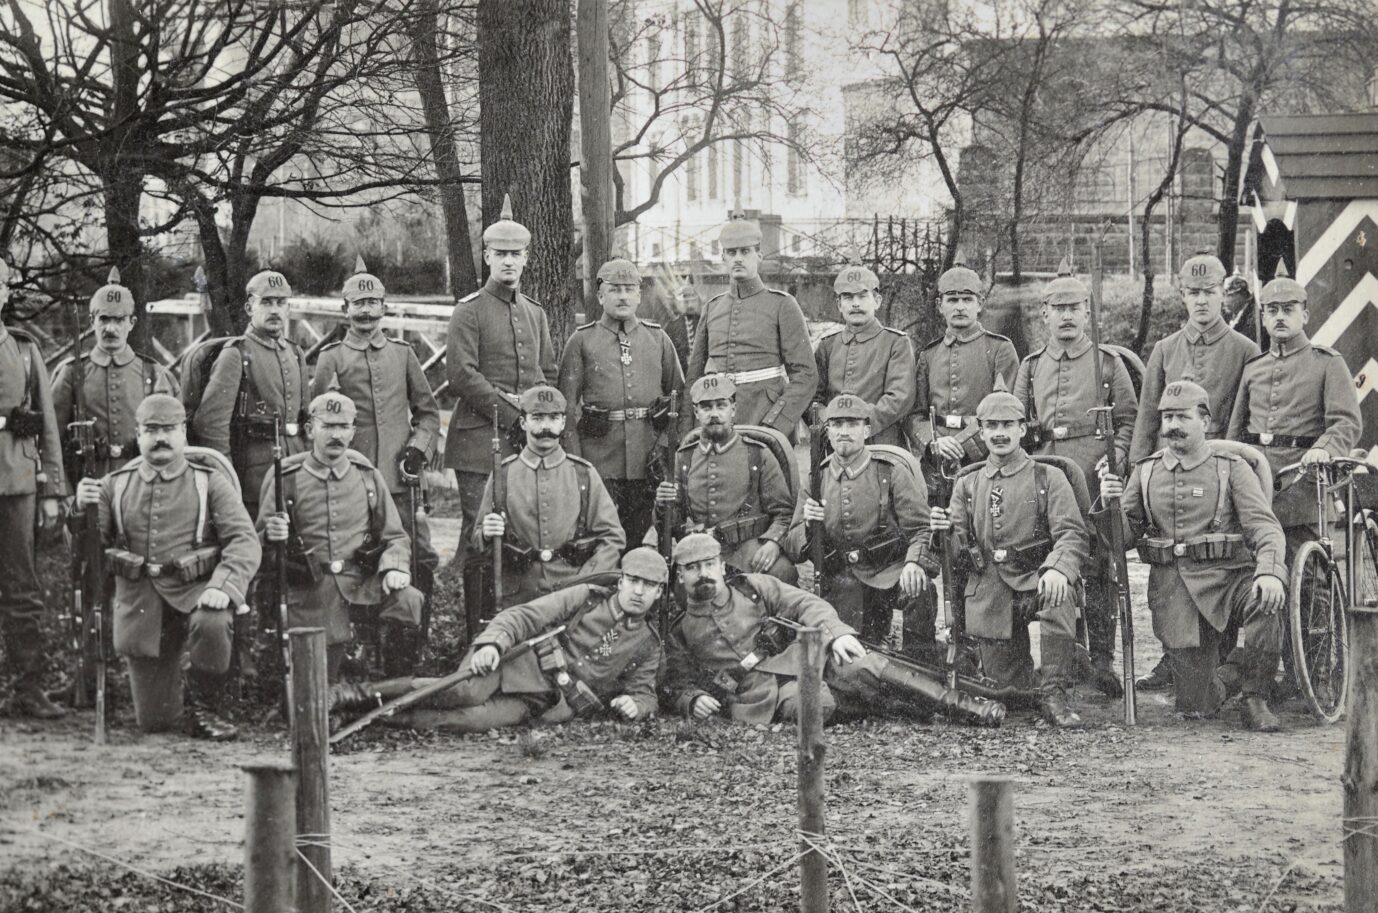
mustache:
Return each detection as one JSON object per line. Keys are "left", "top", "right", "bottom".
{"left": 151, "top": 442, "right": 173, "bottom": 451}
{"left": 690, "top": 580, "right": 717, "bottom": 598}
{"left": 1163, "top": 429, "right": 1188, "bottom": 439}
{"left": 530, "top": 429, "right": 560, "bottom": 439}
{"left": 988, "top": 437, "right": 1011, "bottom": 445}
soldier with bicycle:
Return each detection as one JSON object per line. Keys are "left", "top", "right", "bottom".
{"left": 1102, "top": 381, "right": 1287, "bottom": 731}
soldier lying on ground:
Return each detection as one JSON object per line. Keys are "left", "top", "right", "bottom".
{"left": 328, "top": 547, "right": 668, "bottom": 730}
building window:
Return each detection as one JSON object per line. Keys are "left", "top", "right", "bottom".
{"left": 791, "top": 233, "right": 802, "bottom": 254}
{"left": 687, "top": 149, "right": 700, "bottom": 202}
{"left": 787, "top": 121, "right": 804, "bottom": 196}
{"left": 647, "top": 34, "right": 661, "bottom": 91}
{"left": 733, "top": 140, "right": 744, "bottom": 203}
{"left": 732, "top": 15, "right": 748, "bottom": 79}
{"left": 785, "top": 3, "right": 802, "bottom": 82}
{"left": 684, "top": 11, "right": 699, "bottom": 71}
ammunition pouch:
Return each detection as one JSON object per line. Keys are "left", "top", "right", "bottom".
{"left": 702, "top": 667, "right": 744, "bottom": 704}
{"left": 169, "top": 545, "right": 221, "bottom": 583}
{"left": 990, "top": 539, "right": 1052, "bottom": 574}
{"left": 534, "top": 636, "right": 568, "bottom": 674}
{"left": 1136, "top": 533, "right": 1245, "bottom": 565}
{"left": 7, "top": 407, "right": 43, "bottom": 438}
{"left": 710, "top": 513, "right": 772, "bottom": 548}
{"left": 354, "top": 538, "right": 386, "bottom": 577}
{"left": 501, "top": 539, "right": 535, "bottom": 573}
{"left": 958, "top": 538, "right": 986, "bottom": 574}
{"left": 105, "top": 548, "right": 146, "bottom": 581}
{"left": 533, "top": 637, "right": 605, "bottom": 716}
{"left": 284, "top": 539, "right": 323, "bottom": 586}
{"left": 557, "top": 538, "right": 598, "bottom": 567}
{"left": 577, "top": 405, "right": 612, "bottom": 438}
{"left": 1021, "top": 424, "right": 1045, "bottom": 451}
{"left": 823, "top": 532, "right": 909, "bottom": 575}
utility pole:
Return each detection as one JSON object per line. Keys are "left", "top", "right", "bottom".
{"left": 577, "top": 0, "right": 613, "bottom": 321}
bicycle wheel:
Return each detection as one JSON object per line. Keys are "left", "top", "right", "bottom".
{"left": 1354, "top": 511, "right": 1378, "bottom": 612}
{"left": 1288, "top": 540, "right": 1348, "bottom": 723}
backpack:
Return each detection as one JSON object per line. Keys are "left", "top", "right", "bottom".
{"left": 179, "top": 336, "right": 240, "bottom": 440}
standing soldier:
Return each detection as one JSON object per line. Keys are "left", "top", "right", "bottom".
{"left": 656, "top": 374, "right": 797, "bottom": 581}
{"left": 1128, "top": 253, "right": 1259, "bottom": 692}
{"left": 813, "top": 263, "right": 916, "bottom": 447}
{"left": 929, "top": 388, "right": 1090, "bottom": 726}
{"left": 443, "top": 195, "right": 557, "bottom": 546}
{"left": 72, "top": 395, "right": 261, "bottom": 739}
{"left": 558, "top": 257, "right": 683, "bottom": 546}
{"left": 0, "top": 260, "right": 69, "bottom": 718}
{"left": 258, "top": 393, "right": 424, "bottom": 680}
{"left": 192, "top": 270, "right": 308, "bottom": 512}
{"left": 1013, "top": 258, "right": 1138, "bottom": 696}
{"left": 686, "top": 215, "right": 817, "bottom": 440}
{"left": 474, "top": 385, "right": 625, "bottom": 612}
{"left": 1101, "top": 381, "right": 1287, "bottom": 731}
{"left": 52, "top": 268, "right": 179, "bottom": 480}
{"left": 1227, "top": 264, "right": 1363, "bottom": 553}
{"left": 800, "top": 394, "right": 935, "bottom": 644}
{"left": 311, "top": 259, "right": 441, "bottom": 606}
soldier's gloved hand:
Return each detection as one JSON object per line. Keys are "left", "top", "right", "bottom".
{"left": 74, "top": 478, "right": 102, "bottom": 509}
{"left": 399, "top": 446, "right": 426, "bottom": 481}
{"left": 481, "top": 512, "right": 506, "bottom": 539}
{"left": 655, "top": 481, "right": 678, "bottom": 504}
{"left": 932, "top": 436, "right": 965, "bottom": 463}
{"left": 382, "top": 569, "right": 410, "bottom": 593}
{"left": 830, "top": 634, "right": 866, "bottom": 665}
{"left": 929, "top": 507, "right": 952, "bottom": 531}
{"left": 38, "top": 496, "right": 62, "bottom": 529}
{"left": 1037, "top": 569, "right": 1070, "bottom": 607}
{"left": 264, "top": 512, "right": 291, "bottom": 542}
{"left": 469, "top": 644, "right": 501, "bottom": 675}
{"left": 198, "top": 588, "right": 231, "bottom": 611}
{"left": 801, "top": 497, "right": 825, "bottom": 523}
{"left": 1253, "top": 573, "right": 1285, "bottom": 615}
{"left": 1100, "top": 473, "right": 1125, "bottom": 502}
{"left": 749, "top": 540, "right": 782, "bottom": 573}
{"left": 610, "top": 695, "right": 639, "bottom": 720}
{"left": 899, "top": 561, "right": 929, "bottom": 597}
{"left": 1301, "top": 447, "right": 1332, "bottom": 466}
{"left": 690, "top": 694, "right": 720, "bottom": 720}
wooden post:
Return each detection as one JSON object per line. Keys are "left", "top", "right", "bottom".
{"left": 242, "top": 761, "right": 296, "bottom": 913}
{"left": 577, "top": 0, "right": 613, "bottom": 321}
{"left": 1345, "top": 605, "right": 1378, "bottom": 912}
{"left": 797, "top": 627, "right": 828, "bottom": 913}
{"left": 290, "top": 627, "right": 331, "bottom": 913}
{"left": 970, "top": 775, "right": 1016, "bottom": 913}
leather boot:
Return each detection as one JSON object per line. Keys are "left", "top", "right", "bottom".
{"left": 1040, "top": 690, "right": 1083, "bottom": 728}
{"left": 12, "top": 680, "right": 67, "bottom": 719}
{"left": 380, "top": 623, "right": 421, "bottom": 678}
{"left": 1135, "top": 656, "right": 1174, "bottom": 691}
{"left": 6, "top": 628, "right": 66, "bottom": 719}
{"left": 1089, "top": 654, "right": 1124, "bottom": 698}
{"left": 1241, "top": 696, "right": 1281, "bottom": 733}
{"left": 328, "top": 677, "right": 415, "bottom": 713}
{"left": 187, "top": 671, "right": 238, "bottom": 741}
{"left": 1039, "top": 635, "right": 1082, "bottom": 728}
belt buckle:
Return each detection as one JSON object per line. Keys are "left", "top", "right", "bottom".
{"left": 0, "top": 415, "right": 7, "bottom": 431}
{"left": 1052, "top": 426, "right": 1068, "bottom": 440}
{"left": 285, "top": 422, "right": 300, "bottom": 437}
{"left": 146, "top": 563, "right": 164, "bottom": 578}
{"left": 109, "top": 444, "right": 124, "bottom": 458}
{"left": 992, "top": 548, "right": 1007, "bottom": 564}
{"left": 539, "top": 548, "right": 555, "bottom": 562}
{"left": 329, "top": 559, "right": 343, "bottom": 574}
{"left": 846, "top": 549, "right": 861, "bottom": 564}
{"left": 1258, "top": 432, "right": 1274, "bottom": 446}
{"left": 1172, "top": 543, "right": 1187, "bottom": 558}
{"left": 944, "top": 414, "right": 962, "bottom": 429}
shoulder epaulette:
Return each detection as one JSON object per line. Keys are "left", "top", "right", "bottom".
{"left": 1021, "top": 346, "right": 1047, "bottom": 364}
{"left": 817, "top": 324, "right": 844, "bottom": 341}
{"left": 921, "top": 335, "right": 945, "bottom": 350}
{"left": 133, "top": 350, "right": 164, "bottom": 367}
{"left": 1243, "top": 350, "right": 1269, "bottom": 366}
{"left": 1312, "top": 343, "right": 1342, "bottom": 357}
{"left": 6, "top": 326, "right": 38, "bottom": 346}
{"left": 704, "top": 291, "right": 728, "bottom": 306}
{"left": 458, "top": 290, "right": 480, "bottom": 304}
{"left": 345, "top": 450, "right": 378, "bottom": 471}
{"left": 1096, "top": 343, "right": 1122, "bottom": 358}
{"left": 109, "top": 462, "right": 140, "bottom": 477}
{"left": 741, "top": 436, "right": 769, "bottom": 450}
{"left": 677, "top": 438, "right": 699, "bottom": 452}
{"left": 386, "top": 337, "right": 410, "bottom": 347}
{"left": 521, "top": 293, "right": 544, "bottom": 308}
{"left": 882, "top": 326, "right": 907, "bottom": 339}
{"left": 1134, "top": 451, "right": 1164, "bottom": 466}
{"left": 764, "top": 287, "right": 790, "bottom": 297}
{"left": 726, "top": 573, "right": 762, "bottom": 601}
{"left": 566, "top": 453, "right": 595, "bottom": 469}
{"left": 574, "top": 321, "right": 596, "bottom": 332}
{"left": 983, "top": 329, "right": 1013, "bottom": 343}
{"left": 641, "top": 319, "right": 662, "bottom": 329}
{"left": 866, "top": 448, "right": 910, "bottom": 468}
{"left": 281, "top": 452, "right": 311, "bottom": 471}
{"left": 318, "top": 340, "right": 343, "bottom": 354}
{"left": 500, "top": 453, "right": 521, "bottom": 465}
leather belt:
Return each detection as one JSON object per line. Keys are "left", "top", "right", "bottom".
{"left": 938, "top": 413, "right": 970, "bottom": 430}
{"left": 1045, "top": 418, "right": 1098, "bottom": 441}
{"left": 607, "top": 407, "right": 650, "bottom": 421}
{"left": 1241, "top": 432, "right": 1318, "bottom": 448}
{"left": 727, "top": 365, "right": 787, "bottom": 385}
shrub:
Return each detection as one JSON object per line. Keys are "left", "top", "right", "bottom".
{"left": 278, "top": 235, "right": 348, "bottom": 295}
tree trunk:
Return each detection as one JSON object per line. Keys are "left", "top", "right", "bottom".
{"left": 102, "top": 174, "right": 148, "bottom": 350}
{"left": 478, "top": 0, "right": 576, "bottom": 349}
{"left": 105, "top": 0, "right": 148, "bottom": 350}
{"left": 1135, "top": 206, "right": 1156, "bottom": 356}
{"left": 576, "top": 0, "right": 613, "bottom": 323}
{"left": 1216, "top": 89, "right": 1256, "bottom": 269}
{"left": 412, "top": 0, "right": 478, "bottom": 296}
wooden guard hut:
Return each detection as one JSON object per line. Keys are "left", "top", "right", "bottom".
{"left": 1241, "top": 112, "right": 1378, "bottom": 454}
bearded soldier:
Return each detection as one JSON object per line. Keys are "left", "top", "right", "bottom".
{"left": 558, "top": 257, "right": 684, "bottom": 546}
{"left": 1102, "top": 381, "right": 1287, "bottom": 731}
{"left": 685, "top": 215, "right": 817, "bottom": 441}
{"left": 73, "top": 395, "right": 261, "bottom": 739}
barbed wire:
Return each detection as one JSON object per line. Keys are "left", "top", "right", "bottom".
{"left": 295, "top": 847, "right": 363, "bottom": 913}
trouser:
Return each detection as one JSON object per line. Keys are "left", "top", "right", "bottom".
{"left": 1168, "top": 575, "right": 1282, "bottom": 714}
{"left": 124, "top": 603, "right": 233, "bottom": 732}
{"left": 974, "top": 591, "right": 1076, "bottom": 699}
{"left": 387, "top": 668, "right": 558, "bottom": 731}
{"left": 605, "top": 478, "right": 656, "bottom": 547}
{"left": 824, "top": 572, "right": 898, "bottom": 644}
{"left": 455, "top": 470, "right": 489, "bottom": 568}
{"left": 394, "top": 490, "right": 440, "bottom": 596}
{"left": 1083, "top": 518, "right": 1117, "bottom": 665}
{"left": 289, "top": 581, "right": 424, "bottom": 683}
{"left": 774, "top": 652, "right": 961, "bottom": 723}
{"left": 0, "top": 493, "right": 45, "bottom": 674}
{"left": 902, "top": 587, "right": 939, "bottom": 659}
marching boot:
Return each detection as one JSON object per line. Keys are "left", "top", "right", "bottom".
{"left": 7, "top": 630, "right": 66, "bottom": 720}
{"left": 12, "top": 680, "right": 67, "bottom": 719}
{"left": 328, "top": 677, "right": 415, "bottom": 713}
{"left": 873, "top": 656, "right": 1005, "bottom": 726}
{"left": 1039, "top": 635, "right": 1083, "bottom": 728}
{"left": 380, "top": 623, "right": 421, "bottom": 678}
{"left": 1135, "top": 656, "right": 1174, "bottom": 691}
{"left": 1089, "top": 654, "right": 1124, "bottom": 699}
{"left": 186, "top": 670, "right": 239, "bottom": 741}
{"left": 1241, "top": 696, "right": 1281, "bottom": 733}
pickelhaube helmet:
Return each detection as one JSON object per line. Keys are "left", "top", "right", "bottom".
{"left": 482, "top": 193, "right": 532, "bottom": 249}
{"left": 1040, "top": 255, "right": 1088, "bottom": 305}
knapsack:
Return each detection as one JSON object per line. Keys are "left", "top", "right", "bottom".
{"left": 179, "top": 336, "right": 246, "bottom": 445}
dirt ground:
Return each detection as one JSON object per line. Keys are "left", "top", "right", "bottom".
{"left": 0, "top": 549, "right": 1351, "bottom": 912}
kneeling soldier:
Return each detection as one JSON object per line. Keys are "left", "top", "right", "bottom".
{"left": 330, "top": 547, "right": 668, "bottom": 730}
{"left": 929, "top": 387, "right": 1090, "bottom": 727}
{"left": 1101, "top": 381, "right": 1287, "bottom": 731}
{"left": 73, "top": 395, "right": 262, "bottom": 739}
{"left": 258, "top": 392, "right": 423, "bottom": 681}
{"left": 801, "top": 394, "right": 935, "bottom": 643}
{"left": 662, "top": 533, "right": 1003, "bottom": 726}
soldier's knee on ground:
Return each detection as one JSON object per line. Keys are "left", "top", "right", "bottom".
{"left": 186, "top": 607, "right": 233, "bottom": 675}
{"left": 127, "top": 654, "right": 185, "bottom": 733}
{"left": 777, "top": 682, "right": 837, "bottom": 723}
{"left": 380, "top": 585, "right": 425, "bottom": 626}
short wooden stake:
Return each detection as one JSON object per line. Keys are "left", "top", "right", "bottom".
{"left": 797, "top": 627, "right": 828, "bottom": 913}
{"left": 242, "top": 761, "right": 296, "bottom": 913}
{"left": 970, "top": 775, "right": 1016, "bottom": 913}
{"left": 290, "top": 627, "right": 331, "bottom": 913}
{"left": 1345, "top": 605, "right": 1378, "bottom": 912}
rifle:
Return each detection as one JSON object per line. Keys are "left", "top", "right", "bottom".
{"left": 67, "top": 301, "right": 105, "bottom": 741}
{"left": 930, "top": 406, "right": 960, "bottom": 692}
{"left": 271, "top": 412, "right": 293, "bottom": 723}
{"left": 1086, "top": 239, "right": 1136, "bottom": 725}
{"left": 330, "top": 625, "right": 566, "bottom": 744}
{"left": 408, "top": 472, "right": 428, "bottom": 645}
{"left": 491, "top": 403, "right": 505, "bottom": 612}
{"left": 657, "top": 391, "right": 680, "bottom": 640}
{"left": 808, "top": 404, "right": 826, "bottom": 595}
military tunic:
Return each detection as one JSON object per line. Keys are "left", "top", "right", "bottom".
{"left": 1129, "top": 319, "right": 1259, "bottom": 463}
{"left": 473, "top": 446, "right": 625, "bottom": 607}
{"left": 97, "top": 457, "right": 261, "bottom": 662}
{"left": 686, "top": 275, "right": 818, "bottom": 437}
{"left": 948, "top": 450, "right": 1088, "bottom": 641}
{"left": 672, "top": 434, "right": 794, "bottom": 575}
{"left": 442, "top": 277, "right": 557, "bottom": 475}
{"left": 258, "top": 451, "right": 420, "bottom": 646}
{"left": 310, "top": 329, "right": 441, "bottom": 495}
{"left": 52, "top": 346, "right": 178, "bottom": 477}
{"left": 813, "top": 319, "right": 916, "bottom": 446}
{"left": 193, "top": 328, "right": 309, "bottom": 508}
{"left": 1226, "top": 334, "right": 1363, "bottom": 528}
{"left": 911, "top": 323, "right": 1019, "bottom": 460}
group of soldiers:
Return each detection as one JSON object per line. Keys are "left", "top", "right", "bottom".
{"left": 0, "top": 194, "right": 1363, "bottom": 740}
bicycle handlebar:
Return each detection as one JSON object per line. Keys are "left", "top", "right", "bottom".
{"left": 1275, "top": 456, "right": 1376, "bottom": 491}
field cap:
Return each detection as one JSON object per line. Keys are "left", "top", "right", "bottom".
{"left": 519, "top": 385, "right": 567, "bottom": 415}
{"left": 673, "top": 532, "right": 721, "bottom": 565}
{"left": 824, "top": 393, "right": 873, "bottom": 423}
{"left": 247, "top": 270, "right": 292, "bottom": 299}
{"left": 976, "top": 378, "right": 1024, "bottom": 422}
{"left": 1179, "top": 251, "right": 1226, "bottom": 291}
{"left": 690, "top": 373, "right": 737, "bottom": 403}
{"left": 1158, "top": 380, "right": 1210, "bottom": 415}
{"left": 719, "top": 213, "right": 762, "bottom": 249}
{"left": 136, "top": 393, "right": 186, "bottom": 426}
{"left": 597, "top": 258, "right": 641, "bottom": 286}
{"left": 938, "top": 266, "right": 982, "bottom": 296}
{"left": 834, "top": 264, "right": 879, "bottom": 294}
{"left": 621, "top": 547, "right": 669, "bottom": 584}
{"left": 310, "top": 392, "right": 358, "bottom": 423}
